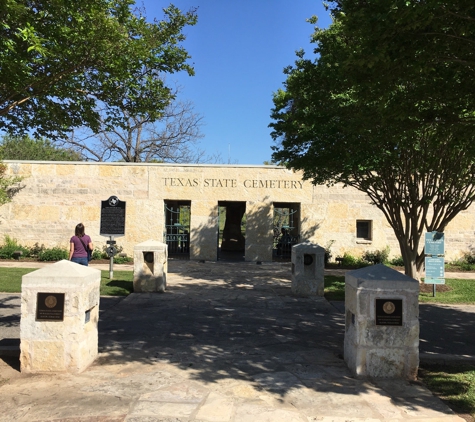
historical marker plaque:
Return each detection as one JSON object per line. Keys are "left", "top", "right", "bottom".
{"left": 375, "top": 299, "right": 403, "bottom": 326}
{"left": 100, "top": 196, "right": 126, "bottom": 236}
{"left": 36, "top": 292, "right": 65, "bottom": 321}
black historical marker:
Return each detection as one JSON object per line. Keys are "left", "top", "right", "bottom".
{"left": 375, "top": 299, "right": 403, "bottom": 326}
{"left": 100, "top": 196, "right": 126, "bottom": 236}
{"left": 36, "top": 293, "right": 65, "bottom": 321}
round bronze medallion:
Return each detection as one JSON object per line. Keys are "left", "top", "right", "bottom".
{"left": 382, "top": 301, "right": 396, "bottom": 315}
{"left": 44, "top": 295, "right": 57, "bottom": 309}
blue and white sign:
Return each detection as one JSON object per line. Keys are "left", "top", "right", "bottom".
{"left": 424, "top": 256, "right": 445, "bottom": 285}
{"left": 425, "top": 232, "right": 445, "bottom": 256}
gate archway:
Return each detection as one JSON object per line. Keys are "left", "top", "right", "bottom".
{"left": 164, "top": 200, "right": 191, "bottom": 259}
{"left": 273, "top": 203, "right": 300, "bottom": 261}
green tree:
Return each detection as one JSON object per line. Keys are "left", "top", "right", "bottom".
{"left": 0, "top": 135, "right": 81, "bottom": 161}
{"left": 270, "top": 3, "right": 475, "bottom": 279}
{"left": 0, "top": 163, "right": 22, "bottom": 205}
{"left": 0, "top": 1, "right": 197, "bottom": 139}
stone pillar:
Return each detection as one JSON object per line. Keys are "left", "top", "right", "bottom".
{"left": 344, "top": 264, "right": 419, "bottom": 380}
{"left": 245, "top": 201, "right": 273, "bottom": 262}
{"left": 133, "top": 240, "right": 168, "bottom": 292}
{"left": 190, "top": 200, "right": 218, "bottom": 261}
{"left": 20, "top": 260, "right": 101, "bottom": 374}
{"left": 291, "top": 242, "right": 325, "bottom": 296}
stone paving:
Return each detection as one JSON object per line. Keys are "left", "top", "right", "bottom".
{"left": 0, "top": 260, "right": 469, "bottom": 421}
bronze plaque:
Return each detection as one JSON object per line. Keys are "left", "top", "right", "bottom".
{"left": 36, "top": 293, "right": 65, "bottom": 321}
{"left": 375, "top": 299, "right": 403, "bottom": 326}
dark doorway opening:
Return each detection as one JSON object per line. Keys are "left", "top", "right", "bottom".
{"left": 218, "top": 201, "right": 246, "bottom": 261}
{"left": 164, "top": 200, "right": 191, "bottom": 259}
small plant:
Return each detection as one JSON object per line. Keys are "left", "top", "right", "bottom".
{"left": 91, "top": 248, "right": 102, "bottom": 260}
{"left": 362, "top": 246, "right": 390, "bottom": 265}
{"left": 341, "top": 252, "right": 361, "bottom": 267}
{"left": 113, "top": 255, "right": 133, "bottom": 264}
{"left": 389, "top": 255, "right": 405, "bottom": 266}
{"left": 324, "top": 240, "right": 335, "bottom": 265}
{"left": 0, "top": 235, "right": 30, "bottom": 259}
{"left": 38, "top": 247, "right": 68, "bottom": 261}
{"left": 461, "top": 252, "right": 475, "bottom": 265}
{"left": 28, "top": 242, "right": 46, "bottom": 258}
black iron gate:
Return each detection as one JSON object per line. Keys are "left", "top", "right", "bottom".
{"left": 273, "top": 203, "right": 300, "bottom": 260}
{"left": 164, "top": 201, "right": 191, "bottom": 258}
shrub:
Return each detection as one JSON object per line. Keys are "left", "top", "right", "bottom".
{"left": 390, "top": 255, "right": 405, "bottom": 266}
{"left": 113, "top": 255, "right": 133, "bottom": 264}
{"left": 461, "top": 252, "right": 475, "bottom": 265}
{"left": 341, "top": 252, "right": 361, "bottom": 267}
{"left": 28, "top": 242, "right": 46, "bottom": 258}
{"left": 38, "top": 247, "right": 68, "bottom": 261}
{"left": 362, "top": 247, "right": 390, "bottom": 265}
{"left": 91, "top": 248, "right": 102, "bottom": 260}
{"left": 0, "top": 235, "right": 30, "bottom": 259}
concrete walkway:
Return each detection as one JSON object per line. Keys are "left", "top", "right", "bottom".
{"left": 0, "top": 260, "right": 472, "bottom": 421}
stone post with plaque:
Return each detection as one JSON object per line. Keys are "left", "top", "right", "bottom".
{"left": 133, "top": 240, "right": 168, "bottom": 293}
{"left": 344, "top": 264, "right": 419, "bottom": 380}
{"left": 291, "top": 242, "right": 325, "bottom": 296}
{"left": 20, "top": 260, "right": 101, "bottom": 374}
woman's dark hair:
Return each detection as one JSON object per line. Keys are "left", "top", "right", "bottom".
{"left": 75, "top": 223, "right": 85, "bottom": 237}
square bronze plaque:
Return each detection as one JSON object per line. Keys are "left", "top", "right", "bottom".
{"left": 36, "top": 293, "right": 65, "bottom": 321}
{"left": 375, "top": 299, "right": 403, "bottom": 326}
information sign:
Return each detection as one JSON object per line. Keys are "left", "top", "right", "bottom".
{"left": 425, "top": 256, "right": 445, "bottom": 278}
{"left": 424, "top": 278, "right": 446, "bottom": 285}
{"left": 100, "top": 196, "right": 126, "bottom": 237}
{"left": 425, "top": 232, "right": 445, "bottom": 256}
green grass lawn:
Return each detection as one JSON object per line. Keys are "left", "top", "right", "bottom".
{"left": 0, "top": 268, "right": 133, "bottom": 296}
{"left": 324, "top": 276, "right": 346, "bottom": 301}
{"left": 419, "top": 278, "right": 475, "bottom": 304}
{"left": 323, "top": 275, "right": 475, "bottom": 304}
{"left": 419, "top": 364, "right": 475, "bottom": 420}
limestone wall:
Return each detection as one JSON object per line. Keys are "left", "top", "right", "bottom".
{"left": 1, "top": 161, "right": 474, "bottom": 261}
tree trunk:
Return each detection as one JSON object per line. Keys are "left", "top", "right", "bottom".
{"left": 398, "top": 237, "right": 420, "bottom": 280}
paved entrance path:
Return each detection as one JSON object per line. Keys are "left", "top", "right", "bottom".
{"left": 0, "top": 260, "right": 469, "bottom": 421}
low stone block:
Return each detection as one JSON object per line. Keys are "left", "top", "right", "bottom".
{"left": 133, "top": 240, "right": 168, "bottom": 293}
{"left": 291, "top": 242, "right": 325, "bottom": 296}
{"left": 344, "top": 264, "right": 419, "bottom": 380}
{"left": 20, "top": 260, "right": 101, "bottom": 374}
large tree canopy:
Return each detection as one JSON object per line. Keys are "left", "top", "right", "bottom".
{"left": 0, "top": 0, "right": 197, "bottom": 139}
{"left": 270, "top": 1, "right": 475, "bottom": 279}
{"left": 0, "top": 135, "right": 82, "bottom": 161}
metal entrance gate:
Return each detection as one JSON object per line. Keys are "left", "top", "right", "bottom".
{"left": 164, "top": 201, "right": 191, "bottom": 258}
{"left": 273, "top": 203, "right": 300, "bottom": 261}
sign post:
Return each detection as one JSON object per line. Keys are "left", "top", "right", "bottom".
{"left": 100, "top": 196, "right": 126, "bottom": 279}
{"left": 424, "top": 232, "right": 445, "bottom": 297}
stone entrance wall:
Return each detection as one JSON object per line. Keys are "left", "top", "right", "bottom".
{"left": 1, "top": 161, "right": 474, "bottom": 261}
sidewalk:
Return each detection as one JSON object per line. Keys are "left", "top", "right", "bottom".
{"left": 0, "top": 260, "right": 471, "bottom": 421}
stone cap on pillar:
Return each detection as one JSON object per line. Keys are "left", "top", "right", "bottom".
{"left": 291, "top": 242, "right": 325, "bottom": 254}
{"left": 346, "top": 264, "right": 418, "bottom": 291}
{"left": 22, "top": 260, "right": 100, "bottom": 287}
{"left": 133, "top": 240, "right": 167, "bottom": 252}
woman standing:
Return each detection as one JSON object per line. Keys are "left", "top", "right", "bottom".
{"left": 69, "top": 223, "right": 93, "bottom": 266}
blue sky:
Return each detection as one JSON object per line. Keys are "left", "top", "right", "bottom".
{"left": 141, "top": 1, "right": 332, "bottom": 164}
